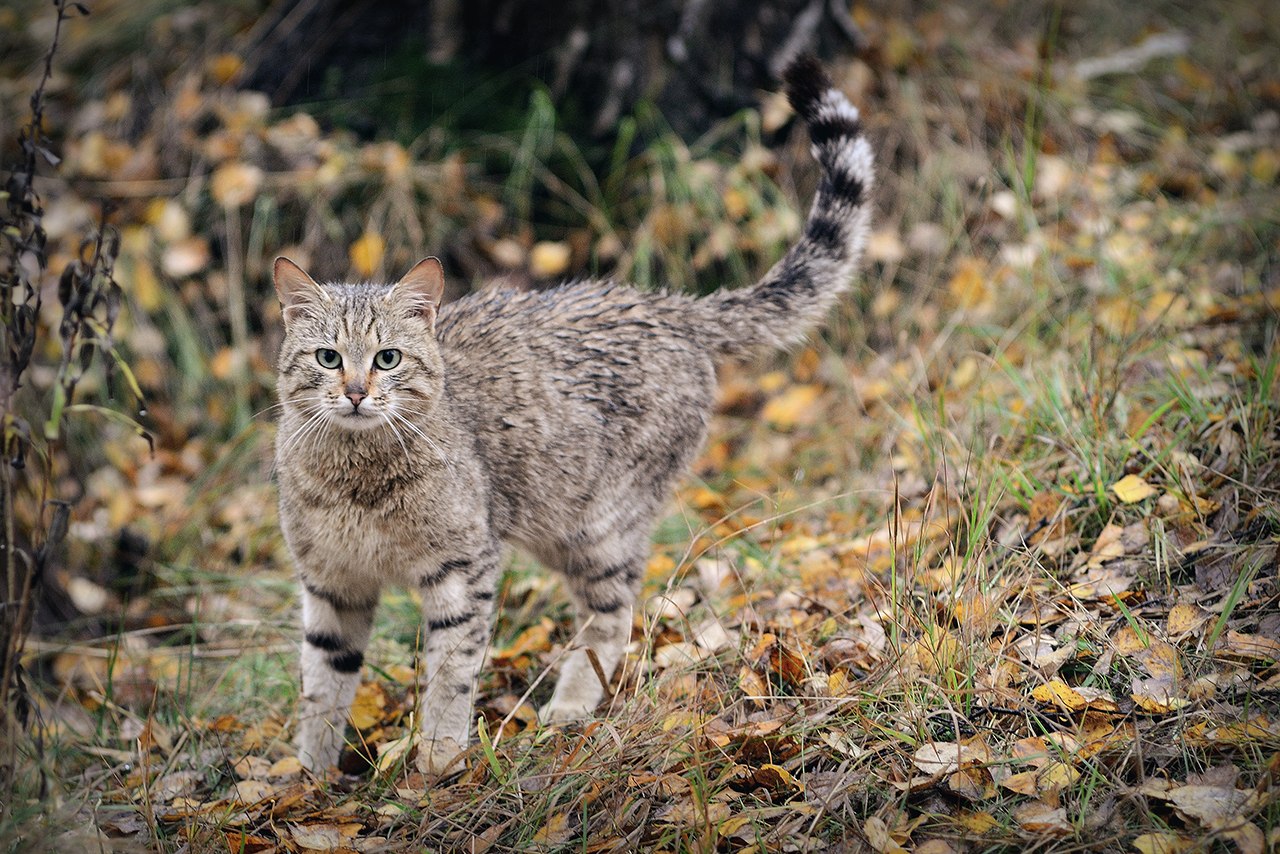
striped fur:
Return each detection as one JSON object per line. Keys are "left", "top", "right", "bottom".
{"left": 275, "top": 55, "right": 874, "bottom": 778}
{"left": 700, "top": 54, "right": 874, "bottom": 358}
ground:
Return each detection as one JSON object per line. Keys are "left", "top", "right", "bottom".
{"left": 1, "top": 0, "right": 1278, "bottom": 852}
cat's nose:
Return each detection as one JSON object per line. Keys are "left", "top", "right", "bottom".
{"left": 345, "top": 388, "right": 367, "bottom": 408}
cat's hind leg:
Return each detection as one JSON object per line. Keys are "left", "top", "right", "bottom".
{"left": 541, "top": 539, "right": 644, "bottom": 724}
{"left": 296, "top": 582, "right": 378, "bottom": 773}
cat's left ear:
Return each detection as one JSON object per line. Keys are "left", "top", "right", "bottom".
{"left": 390, "top": 257, "right": 446, "bottom": 330}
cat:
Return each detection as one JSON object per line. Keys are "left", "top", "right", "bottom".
{"left": 273, "top": 55, "right": 873, "bottom": 777}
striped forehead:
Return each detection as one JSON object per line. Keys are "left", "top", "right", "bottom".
{"left": 326, "top": 283, "right": 394, "bottom": 346}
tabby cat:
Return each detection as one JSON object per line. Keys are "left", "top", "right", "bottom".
{"left": 274, "top": 56, "right": 873, "bottom": 776}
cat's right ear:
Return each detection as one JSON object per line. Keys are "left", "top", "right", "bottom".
{"left": 389, "top": 257, "right": 446, "bottom": 330}
{"left": 274, "top": 257, "right": 326, "bottom": 326}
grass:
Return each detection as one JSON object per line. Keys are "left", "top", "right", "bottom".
{"left": 2, "top": 0, "right": 1279, "bottom": 851}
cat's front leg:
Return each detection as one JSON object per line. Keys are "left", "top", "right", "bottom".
{"left": 415, "top": 549, "right": 499, "bottom": 776}
{"left": 296, "top": 580, "right": 378, "bottom": 773}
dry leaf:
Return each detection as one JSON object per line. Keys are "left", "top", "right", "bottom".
{"left": 1111, "top": 474, "right": 1158, "bottom": 503}
{"left": 1031, "top": 679, "right": 1088, "bottom": 711}
{"left": 863, "top": 816, "right": 909, "bottom": 854}
{"left": 531, "top": 812, "right": 572, "bottom": 846}
{"left": 1131, "top": 832, "right": 1194, "bottom": 854}
{"left": 1012, "top": 802, "right": 1071, "bottom": 834}
{"left": 349, "top": 682, "right": 388, "bottom": 730}
{"left": 761, "top": 384, "right": 823, "bottom": 429}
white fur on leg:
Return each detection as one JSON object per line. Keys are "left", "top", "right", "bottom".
{"left": 296, "top": 644, "right": 360, "bottom": 771}
{"left": 540, "top": 606, "right": 631, "bottom": 723}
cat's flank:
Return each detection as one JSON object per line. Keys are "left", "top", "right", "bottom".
{"left": 274, "top": 56, "right": 873, "bottom": 777}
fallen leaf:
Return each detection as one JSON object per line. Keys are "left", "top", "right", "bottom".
{"left": 863, "top": 816, "right": 908, "bottom": 854}
{"left": 1131, "top": 831, "right": 1194, "bottom": 854}
{"left": 1111, "top": 474, "right": 1158, "bottom": 504}
{"left": 1012, "top": 802, "right": 1071, "bottom": 834}
{"left": 531, "top": 811, "right": 573, "bottom": 846}
{"left": 1031, "top": 679, "right": 1088, "bottom": 711}
{"left": 349, "top": 682, "right": 388, "bottom": 730}
{"left": 761, "top": 384, "right": 823, "bottom": 429}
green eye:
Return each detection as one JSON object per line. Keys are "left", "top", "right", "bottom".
{"left": 373, "top": 349, "right": 401, "bottom": 370}
{"left": 316, "top": 348, "right": 342, "bottom": 369}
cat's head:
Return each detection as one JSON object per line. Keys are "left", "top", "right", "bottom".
{"left": 273, "top": 257, "right": 446, "bottom": 433}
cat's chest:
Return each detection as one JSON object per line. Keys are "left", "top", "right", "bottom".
{"left": 278, "top": 462, "right": 456, "bottom": 581}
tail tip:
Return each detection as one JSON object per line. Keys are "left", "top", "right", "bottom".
{"left": 783, "top": 53, "right": 833, "bottom": 120}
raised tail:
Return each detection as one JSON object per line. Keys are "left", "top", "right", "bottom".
{"left": 699, "top": 55, "right": 873, "bottom": 360}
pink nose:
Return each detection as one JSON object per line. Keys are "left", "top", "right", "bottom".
{"left": 346, "top": 390, "right": 366, "bottom": 408}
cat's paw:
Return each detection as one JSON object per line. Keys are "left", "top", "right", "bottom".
{"left": 296, "top": 724, "right": 343, "bottom": 775}
{"left": 415, "top": 736, "right": 465, "bottom": 778}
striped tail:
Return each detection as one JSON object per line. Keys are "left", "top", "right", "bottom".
{"left": 700, "top": 55, "right": 874, "bottom": 360}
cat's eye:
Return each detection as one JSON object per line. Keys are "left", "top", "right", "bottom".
{"left": 316, "top": 349, "right": 342, "bottom": 369}
{"left": 373, "top": 349, "right": 402, "bottom": 370}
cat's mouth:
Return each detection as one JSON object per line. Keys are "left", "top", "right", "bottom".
{"left": 333, "top": 407, "right": 384, "bottom": 431}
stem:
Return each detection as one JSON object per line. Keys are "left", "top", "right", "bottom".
{"left": 224, "top": 203, "right": 250, "bottom": 429}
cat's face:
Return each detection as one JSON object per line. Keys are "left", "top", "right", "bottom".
{"left": 274, "top": 258, "right": 446, "bottom": 435}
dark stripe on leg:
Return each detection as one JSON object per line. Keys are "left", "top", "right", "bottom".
{"left": 305, "top": 632, "right": 344, "bottom": 652}
{"left": 428, "top": 611, "right": 477, "bottom": 632}
{"left": 330, "top": 650, "right": 364, "bottom": 673}
{"left": 303, "top": 581, "right": 377, "bottom": 612}
{"left": 581, "top": 562, "right": 629, "bottom": 584}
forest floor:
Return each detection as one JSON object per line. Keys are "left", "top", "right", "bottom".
{"left": 2, "top": 0, "right": 1279, "bottom": 852}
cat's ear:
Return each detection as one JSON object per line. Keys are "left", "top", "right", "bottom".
{"left": 390, "top": 257, "right": 446, "bottom": 329}
{"left": 273, "top": 257, "right": 327, "bottom": 325}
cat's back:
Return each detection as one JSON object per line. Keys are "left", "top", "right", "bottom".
{"left": 435, "top": 279, "right": 699, "bottom": 356}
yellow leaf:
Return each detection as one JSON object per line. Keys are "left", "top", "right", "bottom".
{"left": 1250, "top": 148, "right": 1280, "bottom": 184}
{"left": 954, "top": 810, "right": 998, "bottom": 833}
{"left": 531, "top": 812, "right": 573, "bottom": 845}
{"left": 1167, "top": 603, "right": 1209, "bottom": 636}
{"left": 208, "top": 53, "right": 243, "bottom": 85}
{"left": 761, "top": 384, "right": 823, "bottom": 429}
{"left": 1031, "top": 679, "right": 1088, "bottom": 711}
{"left": 718, "top": 815, "right": 752, "bottom": 838}
{"left": 529, "top": 241, "right": 571, "bottom": 278}
{"left": 946, "top": 257, "right": 990, "bottom": 311}
{"left": 1132, "top": 831, "right": 1194, "bottom": 854}
{"left": 348, "top": 682, "right": 386, "bottom": 730}
{"left": 722, "top": 187, "right": 749, "bottom": 220}
{"left": 1036, "top": 761, "right": 1081, "bottom": 796}
{"left": 349, "top": 231, "right": 385, "bottom": 278}
{"left": 1111, "top": 474, "right": 1158, "bottom": 503}
{"left": 1000, "top": 769, "right": 1040, "bottom": 796}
